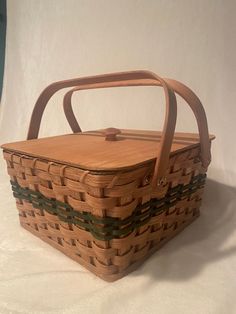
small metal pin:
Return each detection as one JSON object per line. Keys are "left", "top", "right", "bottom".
{"left": 157, "top": 177, "right": 167, "bottom": 186}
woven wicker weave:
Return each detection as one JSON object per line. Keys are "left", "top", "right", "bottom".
{"left": 1, "top": 71, "right": 214, "bottom": 281}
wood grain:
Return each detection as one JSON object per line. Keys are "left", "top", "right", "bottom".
{"left": 1, "top": 129, "right": 215, "bottom": 171}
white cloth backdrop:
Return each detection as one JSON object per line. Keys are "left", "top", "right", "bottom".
{"left": 0, "top": 1, "right": 236, "bottom": 313}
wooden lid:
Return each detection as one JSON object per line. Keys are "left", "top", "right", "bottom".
{"left": 1, "top": 129, "right": 215, "bottom": 171}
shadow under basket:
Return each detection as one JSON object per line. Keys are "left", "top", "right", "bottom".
{"left": 1, "top": 70, "right": 215, "bottom": 281}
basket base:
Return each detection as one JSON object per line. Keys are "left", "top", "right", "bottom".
{"left": 20, "top": 212, "right": 199, "bottom": 282}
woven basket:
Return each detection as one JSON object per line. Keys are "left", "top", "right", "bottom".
{"left": 1, "top": 71, "right": 214, "bottom": 281}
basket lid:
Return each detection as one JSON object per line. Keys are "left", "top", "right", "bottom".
{"left": 1, "top": 129, "right": 215, "bottom": 172}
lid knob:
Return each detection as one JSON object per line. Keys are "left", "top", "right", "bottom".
{"left": 104, "top": 127, "right": 121, "bottom": 141}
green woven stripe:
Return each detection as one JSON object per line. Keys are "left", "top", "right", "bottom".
{"left": 11, "top": 174, "right": 206, "bottom": 241}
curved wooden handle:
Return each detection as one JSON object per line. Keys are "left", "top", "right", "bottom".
{"left": 27, "top": 70, "right": 177, "bottom": 187}
{"left": 164, "top": 79, "right": 211, "bottom": 168}
{"left": 27, "top": 71, "right": 173, "bottom": 140}
{"left": 63, "top": 77, "right": 211, "bottom": 169}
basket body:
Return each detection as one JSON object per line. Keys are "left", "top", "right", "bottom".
{"left": 3, "top": 141, "right": 206, "bottom": 281}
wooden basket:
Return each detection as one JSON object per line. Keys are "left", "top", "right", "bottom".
{"left": 1, "top": 71, "right": 214, "bottom": 281}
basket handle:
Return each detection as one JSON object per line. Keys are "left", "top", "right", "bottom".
{"left": 62, "top": 77, "right": 211, "bottom": 170}
{"left": 27, "top": 70, "right": 178, "bottom": 186}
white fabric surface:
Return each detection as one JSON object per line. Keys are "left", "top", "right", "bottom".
{"left": 0, "top": 1, "right": 236, "bottom": 313}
